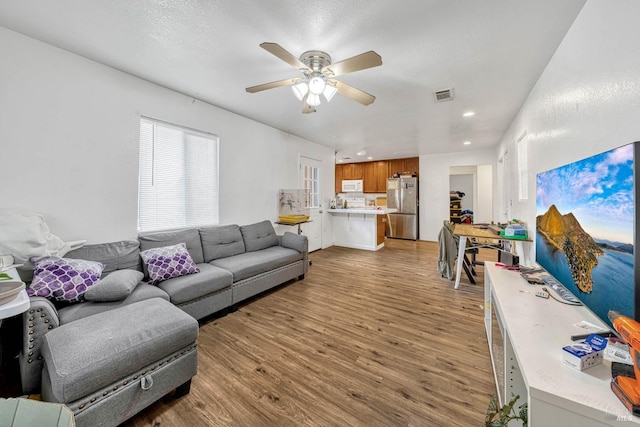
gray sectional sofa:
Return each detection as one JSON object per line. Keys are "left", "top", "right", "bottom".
{"left": 19, "top": 219, "right": 309, "bottom": 399}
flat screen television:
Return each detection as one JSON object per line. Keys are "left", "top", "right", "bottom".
{"left": 535, "top": 142, "right": 639, "bottom": 328}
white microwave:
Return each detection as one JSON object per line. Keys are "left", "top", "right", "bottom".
{"left": 342, "top": 179, "right": 363, "bottom": 192}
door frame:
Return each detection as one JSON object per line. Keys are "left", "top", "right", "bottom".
{"left": 299, "top": 155, "right": 323, "bottom": 252}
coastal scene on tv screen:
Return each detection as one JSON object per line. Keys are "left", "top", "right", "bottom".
{"left": 536, "top": 143, "right": 635, "bottom": 325}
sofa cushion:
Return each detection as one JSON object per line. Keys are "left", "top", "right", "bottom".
{"left": 140, "top": 243, "right": 199, "bottom": 285}
{"left": 211, "top": 246, "right": 302, "bottom": 282}
{"left": 42, "top": 298, "right": 198, "bottom": 403}
{"left": 138, "top": 228, "right": 204, "bottom": 264}
{"left": 27, "top": 257, "right": 105, "bottom": 303}
{"left": 58, "top": 284, "right": 169, "bottom": 324}
{"left": 84, "top": 269, "right": 144, "bottom": 302}
{"left": 65, "top": 240, "right": 141, "bottom": 275}
{"left": 157, "top": 263, "right": 233, "bottom": 305}
{"left": 199, "top": 225, "right": 246, "bottom": 262}
{"left": 240, "top": 220, "right": 278, "bottom": 252}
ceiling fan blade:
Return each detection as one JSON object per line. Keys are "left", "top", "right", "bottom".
{"left": 302, "top": 93, "right": 316, "bottom": 114}
{"left": 260, "top": 42, "right": 311, "bottom": 72}
{"left": 245, "top": 77, "right": 301, "bottom": 93}
{"left": 332, "top": 80, "right": 376, "bottom": 105}
{"left": 322, "top": 51, "right": 382, "bottom": 77}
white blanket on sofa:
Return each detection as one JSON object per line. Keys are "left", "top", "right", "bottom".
{"left": 0, "top": 209, "right": 85, "bottom": 267}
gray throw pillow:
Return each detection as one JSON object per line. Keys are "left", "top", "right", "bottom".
{"left": 65, "top": 240, "right": 141, "bottom": 275}
{"left": 84, "top": 269, "right": 144, "bottom": 302}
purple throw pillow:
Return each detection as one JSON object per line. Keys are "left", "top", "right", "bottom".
{"left": 139, "top": 242, "right": 199, "bottom": 285}
{"left": 27, "top": 257, "right": 105, "bottom": 303}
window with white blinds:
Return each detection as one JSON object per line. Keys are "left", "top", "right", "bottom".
{"left": 138, "top": 117, "right": 219, "bottom": 232}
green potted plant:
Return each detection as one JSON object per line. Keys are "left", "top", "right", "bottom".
{"left": 485, "top": 394, "right": 528, "bottom": 427}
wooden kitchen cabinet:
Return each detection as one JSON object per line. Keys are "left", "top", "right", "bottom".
{"left": 375, "top": 161, "right": 388, "bottom": 191}
{"left": 336, "top": 157, "right": 417, "bottom": 194}
{"left": 403, "top": 157, "right": 419, "bottom": 176}
{"left": 363, "top": 161, "right": 388, "bottom": 193}
{"left": 342, "top": 163, "right": 364, "bottom": 180}
{"left": 388, "top": 157, "right": 419, "bottom": 177}
{"left": 376, "top": 214, "right": 386, "bottom": 245}
{"left": 335, "top": 163, "right": 344, "bottom": 194}
{"left": 388, "top": 159, "right": 405, "bottom": 177}
{"left": 363, "top": 162, "right": 376, "bottom": 193}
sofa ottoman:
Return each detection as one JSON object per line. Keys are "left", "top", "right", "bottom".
{"left": 40, "top": 298, "right": 198, "bottom": 427}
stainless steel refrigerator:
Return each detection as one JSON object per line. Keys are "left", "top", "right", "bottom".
{"left": 386, "top": 176, "right": 418, "bottom": 240}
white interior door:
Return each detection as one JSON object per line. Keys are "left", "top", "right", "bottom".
{"left": 299, "top": 156, "right": 322, "bottom": 252}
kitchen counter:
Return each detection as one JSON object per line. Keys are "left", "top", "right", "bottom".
{"left": 328, "top": 208, "right": 396, "bottom": 250}
{"left": 327, "top": 208, "right": 396, "bottom": 215}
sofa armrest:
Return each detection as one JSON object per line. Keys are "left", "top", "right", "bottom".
{"left": 279, "top": 232, "right": 308, "bottom": 256}
{"left": 19, "top": 296, "right": 61, "bottom": 395}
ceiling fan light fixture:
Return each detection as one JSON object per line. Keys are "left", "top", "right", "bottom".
{"left": 248, "top": 43, "right": 382, "bottom": 113}
{"left": 323, "top": 84, "right": 337, "bottom": 102}
{"left": 308, "top": 76, "right": 326, "bottom": 95}
{"left": 291, "top": 81, "right": 308, "bottom": 101}
{"left": 307, "top": 93, "right": 321, "bottom": 106}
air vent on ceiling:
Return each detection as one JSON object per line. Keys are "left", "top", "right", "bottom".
{"left": 433, "top": 88, "right": 455, "bottom": 102}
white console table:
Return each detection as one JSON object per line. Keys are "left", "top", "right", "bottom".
{"left": 484, "top": 262, "right": 639, "bottom": 426}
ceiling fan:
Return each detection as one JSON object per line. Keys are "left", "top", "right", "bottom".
{"left": 245, "top": 42, "right": 382, "bottom": 114}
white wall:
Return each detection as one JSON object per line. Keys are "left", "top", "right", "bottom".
{"left": 420, "top": 149, "right": 497, "bottom": 241}
{"left": 448, "top": 165, "right": 493, "bottom": 224}
{"left": 449, "top": 173, "right": 474, "bottom": 211}
{"left": 496, "top": 0, "right": 640, "bottom": 264}
{"left": 0, "top": 27, "right": 335, "bottom": 245}
{"left": 476, "top": 165, "right": 493, "bottom": 224}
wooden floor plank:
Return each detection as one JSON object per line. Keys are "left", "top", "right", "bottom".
{"left": 124, "top": 239, "right": 496, "bottom": 426}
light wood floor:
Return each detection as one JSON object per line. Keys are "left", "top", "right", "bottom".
{"left": 125, "top": 239, "right": 497, "bottom": 427}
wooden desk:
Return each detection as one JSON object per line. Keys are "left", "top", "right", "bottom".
{"left": 275, "top": 220, "right": 311, "bottom": 235}
{"left": 453, "top": 224, "right": 531, "bottom": 289}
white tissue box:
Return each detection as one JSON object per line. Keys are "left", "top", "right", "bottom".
{"left": 562, "top": 334, "right": 607, "bottom": 370}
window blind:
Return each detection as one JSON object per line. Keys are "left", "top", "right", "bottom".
{"left": 138, "top": 117, "right": 219, "bottom": 232}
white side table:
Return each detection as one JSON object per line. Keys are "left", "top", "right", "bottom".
{"left": 0, "top": 268, "right": 29, "bottom": 326}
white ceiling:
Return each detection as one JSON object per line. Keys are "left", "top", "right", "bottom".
{"left": 0, "top": 0, "right": 586, "bottom": 162}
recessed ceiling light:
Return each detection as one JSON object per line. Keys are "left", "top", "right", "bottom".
{"left": 367, "top": 157, "right": 373, "bottom": 160}
{"left": 463, "top": 111, "right": 475, "bottom": 117}
{"left": 463, "top": 141, "right": 472, "bottom": 145}
{"left": 356, "top": 150, "right": 367, "bottom": 156}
